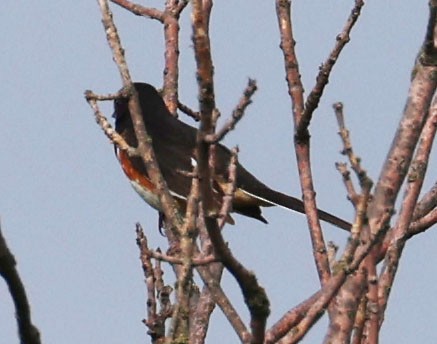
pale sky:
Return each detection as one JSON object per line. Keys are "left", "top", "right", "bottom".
{"left": 1, "top": 2, "right": 434, "bottom": 343}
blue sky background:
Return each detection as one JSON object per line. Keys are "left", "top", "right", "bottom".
{"left": 1, "top": 1, "right": 435, "bottom": 343}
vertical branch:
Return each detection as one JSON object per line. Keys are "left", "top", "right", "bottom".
{"left": 351, "top": 296, "right": 367, "bottom": 344}
{"left": 275, "top": 0, "right": 305, "bottom": 121}
{"left": 136, "top": 225, "right": 167, "bottom": 341}
{"left": 162, "top": 0, "right": 189, "bottom": 114}
{"left": 189, "top": 263, "right": 223, "bottom": 344}
{"left": 190, "top": 157, "right": 250, "bottom": 343}
{"left": 276, "top": 0, "right": 330, "bottom": 286}
{"left": 97, "top": 0, "right": 182, "bottom": 232}
{"left": 323, "top": 269, "right": 367, "bottom": 343}
{"left": 191, "top": 0, "right": 216, "bottom": 216}
{"left": 378, "top": 92, "right": 437, "bottom": 323}
{"left": 362, "top": 256, "right": 379, "bottom": 343}
{"left": 195, "top": 261, "right": 251, "bottom": 343}
{"left": 366, "top": 1, "right": 437, "bottom": 235}
{"left": 190, "top": 2, "right": 269, "bottom": 342}
{"left": 110, "top": 0, "right": 188, "bottom": 114}
{"left": 169, "top": 165, "right": 199, "bottom": 340}
{"left": 326, "top": 102, "right": 377, "bottom": 343}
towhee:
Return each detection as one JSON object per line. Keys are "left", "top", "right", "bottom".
{"left": 113, "top": 82, "right": 350, "bottom": 230}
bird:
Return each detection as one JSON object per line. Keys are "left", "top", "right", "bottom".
{"left": 113, "top": 82, "right": 350, "bottom": 230}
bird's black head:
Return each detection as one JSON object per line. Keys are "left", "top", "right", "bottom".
{"left": 113, "top": 82, "right": 169, "bottom": 128}
{"left": 113, "top": 82, "right": 157, "bottom": 117}
{"left": 113, "top": 82, "right": 176, "bottom": 148}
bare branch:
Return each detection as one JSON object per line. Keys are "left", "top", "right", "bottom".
{"left": 195, "top": 261, "right": 250, "bottom": 343}
{"left": 169, "top": 162, "right": 199, "bottom": 340}
{"left": 217, "top": 147, "right": 238, "bottom": 229}
{"left": 351, "top": 296, "right": 367, "bottom": 344}
{"left": 162, "top": 0, "right": 186, "bottom": 114}
{"left": 296, "top": 0, "right": 365, "bottom": 137}
{"left": 333, "top": 102, "right": 373, "bottom": 246}
{"left": 96, "top": 0, "right": 182, "bottom": 234}
{"left": 204, "top": 79, "right": 258, "bottom": 144}
{"left": 336, "top": 162, "right": 359, "bottom": 206}
{"left": 409, "top": 207, "right": 437, "bottom": 235}
{"left": 190, "top": 217, "right": 242, "bottom": 343}
{"left": 367, "top": 3, "right": 437, "bottom": 235}
{"left": 191, "top": 0, "right": 217, "bottom": 219}
{"left": 265, "top": 291, "right": 321, "bottom": 343}
{"left": 190, "top": 263, "right": 222, "bottom": 344}
{"left": 275, "top": 0, "right": 305, "bottom": 131}
{"left": 412, "top": 181, "right": 437, "bottom": 220}
{"left": 136, "top": 224, "right": 165, "bottom": 341}
{"left": 362, "top": 257, "right": 379, "bottom": 343}
{"left": 178, "top": 101, "right": 201, "bottom": 121}
{"left": 378, "top": 89, "right": 437, "bottom": 323}
{"left": 0, "top": 226, "right": 41, "bottom": 344}
{"left": 276, "top": 0, "right": 332, "bottom": 285}
{"left": 175, "top": 0, "right": 189, "bottom": 15}
{"left": 323, "top": 268, "right": 367, "bottom": 343}
{"left": 84, "top": 90, "right": 134, "bottom": 154}
{"left": 333, "top": 102, "right": 371, "bottom": 191}
{"left": 111, "top": 0, "right": 164, "bottom": 21}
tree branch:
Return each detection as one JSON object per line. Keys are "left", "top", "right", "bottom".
{"left": 296, "top": 0, "right": 365, "bottom": 137}
{"left": 276, "top": 0, "right": 331, "bottom": 286}
{"left": 0, "top": 227, "right": 41, "bottom": 344}
{"left": 111, "top": 0, "right": 164, "bottom": 21}
{"left": 367, "top": 0, "right": 437, "bottom": 236}
{"left": 204, "top": 79, "right": 258, "bottom": 144}
{"left": 378, "top": 82, "right": 437, "bottom": 323}
{"left": 96, "top": 0, "right": 182, "bottom": 235}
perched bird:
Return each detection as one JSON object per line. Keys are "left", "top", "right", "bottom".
{"left": 113, "top": 82, "right": 350, "bottom": 230}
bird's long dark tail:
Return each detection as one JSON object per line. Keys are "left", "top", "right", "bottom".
{"left": 245, "top": 188, "right": 351, "bottom": 231}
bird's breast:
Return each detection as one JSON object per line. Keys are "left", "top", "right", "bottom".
{"left": 117, "top": 149, "right": 162, "bottom": 210}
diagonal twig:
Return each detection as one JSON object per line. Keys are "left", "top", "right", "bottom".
{"left": 296, "top": 0, "right": 365, "bottom": 137}
{"left": 204, "top": 79, "right": 258, "bottom": 144}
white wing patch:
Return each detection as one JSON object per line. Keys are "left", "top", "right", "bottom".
{"left": 240, "top": 189, "right": 292, "bottom": 212}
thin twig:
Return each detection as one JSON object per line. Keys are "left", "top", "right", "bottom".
{"left": 178, "top": 101, "right": 201, "bottom": 121}
{"left": 296, "top": 0, "right": 365, "bottom": 137}
{"left": 336, "top": 162, "right": 359, "bottom": 206}
{"left": 84, "top": 90, "right": 135, "bottom": 154}
{"left": 204, "top": 79, "right": 258, "bottom": 143}
{"left": 412, "top": 181, "right": 437, "bottom": 221}
{"left": 136, "top": 224, "right": 165, "bottom": 341}
{"left": 333, "top": 102, "right": 373, "bottom": 250}
{"left": 217, "top": 147, "right": 239, "bottom": 229}
{"left": 333, "top": 102, "right": 371, "bottom": 193}
{"left": 266, "top": 210, "right": 388, "bottom": 343}
{"left": 111, "top": 0, "right": 164, "bottom": 21}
